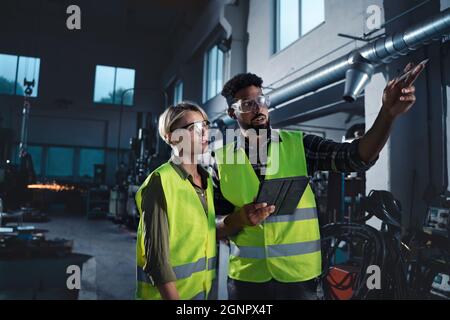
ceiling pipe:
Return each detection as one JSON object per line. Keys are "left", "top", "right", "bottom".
{"left": 268, "top": 8, "right": 450, "bottom": 106}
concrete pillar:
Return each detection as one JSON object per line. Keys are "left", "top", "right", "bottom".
{"left": 224, "top": 0, "right": 249, "bottom": 76}
{"left": 364, "top": 71, "right": 390, "bottom": 230}
{"left": 446, "top": 85, "right": 450, "bottom": 193}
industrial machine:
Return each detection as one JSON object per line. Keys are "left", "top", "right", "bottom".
{"left": 111, "top": 111, "right": 164, "bottom": 229}
{"left": 0, "top": 78, "right": 41, "bottom": 214}
{"left": 320, "top": 190, "right": 450, "bottom": 300}
{"left": 431, "top": 273, "right": 450, "bottom": 299}
{"left": 421, "top": 197, "right": 450, "bottom": 299}
{"left": 424, "top": 206, "right": 450, "bottom": 239}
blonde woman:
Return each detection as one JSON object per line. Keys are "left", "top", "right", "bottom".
{"left": 135, "top": 101, "right": 274, "bottom": 300}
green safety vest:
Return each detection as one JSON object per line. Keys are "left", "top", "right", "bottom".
{"left": 135, "top": 162, "right": 216, "bottom": 300}
{"left": 215, "top": 130, "right": 321, "bottom": 283}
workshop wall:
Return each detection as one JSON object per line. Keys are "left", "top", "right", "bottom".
{"left": 0, "top": 1, "right": 169, "bottom": 185}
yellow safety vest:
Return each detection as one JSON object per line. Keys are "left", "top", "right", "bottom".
{"left": 215, "top": 130, "right": 321, "bottom": 283}
{"left": 135, "top": 162, "right": 216, "bottom": 299}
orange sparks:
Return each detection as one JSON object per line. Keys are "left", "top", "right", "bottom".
{"left": 27, "top": 183, "right": 75, "bottom": 192}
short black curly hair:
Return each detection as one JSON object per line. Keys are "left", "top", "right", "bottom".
{"left": 221, "top": 73, "right": 263, "bottom": 107}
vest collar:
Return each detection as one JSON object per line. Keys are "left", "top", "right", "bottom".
{"left": 168, "top": 158, "right": 209, "bottom": 186}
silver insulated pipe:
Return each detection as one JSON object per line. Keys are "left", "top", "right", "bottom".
{"left": 269, "top": 8, "right": 450, "bottom": 105}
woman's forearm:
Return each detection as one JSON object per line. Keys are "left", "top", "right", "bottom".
{"left": 157, "top": 282, "right": 180, "bottom": 300}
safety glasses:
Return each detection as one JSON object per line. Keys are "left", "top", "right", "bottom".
{"left": 176, "top": 120, "right": 210, "bottom": 133}
{"left": 231, "top": 95, "right": 271, "bottom": 113}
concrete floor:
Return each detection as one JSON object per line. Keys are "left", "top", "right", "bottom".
{"left": 23, "top": 215, "right": 137, "bottom": 300}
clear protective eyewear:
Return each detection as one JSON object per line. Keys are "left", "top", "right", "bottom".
{"left": 177, "top": 120, "right": 210, "bottom": 134}
{"left": 231, "top": 95, "right": 271, "bottom": 113}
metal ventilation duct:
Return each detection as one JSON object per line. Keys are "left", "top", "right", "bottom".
{"left": 269, "top": 8, "right": 450, "bottom": 106}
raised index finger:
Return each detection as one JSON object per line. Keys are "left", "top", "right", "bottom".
{"left": 404, "top": 62, "right": 425, "bottom": 86}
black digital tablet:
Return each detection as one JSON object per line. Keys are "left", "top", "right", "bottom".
{"left": 255, "top": 176, "right": 310, "bottom": 215}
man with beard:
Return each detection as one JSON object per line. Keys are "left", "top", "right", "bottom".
{"left": 214, "top": 63, "right": 423, "bottom": 300}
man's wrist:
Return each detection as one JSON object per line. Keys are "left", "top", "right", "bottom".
{"left": 380, "top": 104, "right": 397, "bottom": 122}
{"left": 224, "top": 209, "right": 247, "bottom": 230}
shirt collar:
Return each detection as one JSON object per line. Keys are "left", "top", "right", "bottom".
{"left": 168, "top": 158, "right": 209, "bottom": 183}
{"left": 234, "top": 127, "right": 282, "bottom": 151}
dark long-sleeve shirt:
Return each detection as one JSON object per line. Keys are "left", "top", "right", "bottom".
{"left": 212, "top": 130, "right": 378, "bottom": 215}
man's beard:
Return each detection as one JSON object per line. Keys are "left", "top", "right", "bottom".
{"left": 240, "top": 114, "right": 270, "bottom": 135}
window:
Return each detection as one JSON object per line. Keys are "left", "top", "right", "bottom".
{"left": 0, "top": 54, "right": 17, "bottom": 96}
{"left": 94, "top": 65, "right": 135, "bottom": 106}
{"left": 46, "top": 147, "right": 74, "bottom": 177}
{"left": 173, "top": 80, "right": 183, "bottom": 104}
{"left": 275, "top": 0, "right": 325, "bottom": 52}
{"left": 79, "top": 148, "right": 105, "bottom": 178}
{"left": 0, "top": 54, "right": 40, "bottom": 97}
{"left": 27, "top": 146, "right": 43, "bottom": 176}
{"left": 203, "top": 45, "right": 224, "bottom": 102}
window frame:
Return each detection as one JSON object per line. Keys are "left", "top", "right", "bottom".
{"left": 45, "top": 146, "right": 76, "bottom": 178}
{"left": 93, "top": 65, "right": 136, "bottom": 106}
{"left": 202, "top": 44, "right": 225, "bottom": 103}
{"left": 0, "top": 53, "right": 41, "bottom": 97}
{"left": 13, "top": 144, "right": 107, "bottom": 181}
{"left": 173, "top": 79, "right": 184, "bottom": 105}
{"left": 78, "top": 147, "right": 106, "bottom": 179}
{"left": 273, "top": 0, "right": 325, "bottom": 54}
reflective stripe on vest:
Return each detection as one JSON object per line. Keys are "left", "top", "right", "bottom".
{"left": 230, "top": 239, "right": 321, "bottom": 259}
{"left": 173, "top": 256, "right": 217, "bottom": 279}
{"left": 136, "top": 267, "right": 207, "bottom": 301}
{"left": 136, "top": 257, "right": 217, "bottom": 283}
{"left": 265, "top": 207, "right": 318, "bottom": 223}
{"left": 137, "top": 266, "right": 152, "bottom": 284}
